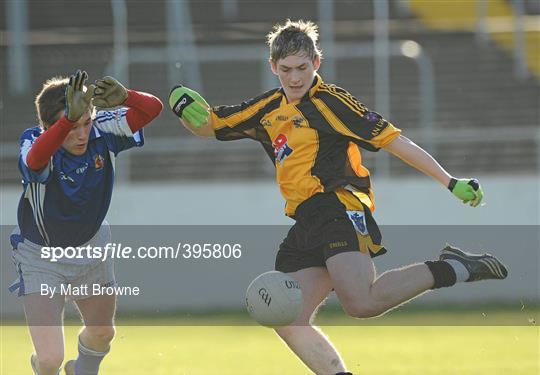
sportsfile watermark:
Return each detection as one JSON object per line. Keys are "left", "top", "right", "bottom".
{"left": 40, "top": 242, "right": 243, "bottom": 262}
{"left": 2, "top": 225, "right": 538, "bottom": 326}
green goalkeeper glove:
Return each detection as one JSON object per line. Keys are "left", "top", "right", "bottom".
{"left": 93, "top": 76, "right": 128, "bottom": 108}
{"left": 65, "top": 70, "right": 95, "bottom": 122}
{"left": 168, "top": 85, "right": 209, "bottom": 128}
{"left": 448, "top": 178, "right": 484, "bottom": 207}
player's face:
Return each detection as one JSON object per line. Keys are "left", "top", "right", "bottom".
{"left": 271, "top": 53, "right": 321, "bottom": 103}
{"left": 61, "top": 110, "right": 93, "bottom": 155}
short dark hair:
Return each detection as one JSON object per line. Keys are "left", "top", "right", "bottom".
{"left": 34, "top": 76, "right": 69, "bottom": 128}
{"left": 266, "top": 19, "right": 322, "bottom": 63}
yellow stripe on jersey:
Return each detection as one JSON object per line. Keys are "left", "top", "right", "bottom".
{"left": 212, "top": 91, "right": 282, "bottom": 130}
{"left": 347, "top": 143, "right": 370, "bottom": 177}
{"left": 313, "top": 89, "right": 401, "bottom": 148}
{"left": 319, "top": 85, "right": 365, "bottom": 115}
{"left": 319, "top": 84, "right": 368, "bottom": 117}
{"left": 311, "top": 97, "right": 364, "bottom": 140}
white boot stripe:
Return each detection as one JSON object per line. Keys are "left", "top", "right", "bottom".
{"left": 479, "top": 259, "right": 497, "bottom": 276}
{"left": 492, "top": 259, "right": 505, "bottom": 278}
{"left": 486, "top": 258, "right": 504, "bottom": 278}
{"left": 443, "top": 251, "right": 505, "bottom": 279}
{"left": 480, "top": 258, "right": 503, "bottom": 278}
{"left": 482, "top": 259, "right": 500, "bottom": 277}
{"left": 487, "top": 258, "right": 504, "bottom": 278}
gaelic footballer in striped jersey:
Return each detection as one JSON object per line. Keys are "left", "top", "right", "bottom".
{"left": 169, "top": 19, "right": 507, "bottom": 375}
{"left": 11, "top": 70, "right": 162, "bottom": 375}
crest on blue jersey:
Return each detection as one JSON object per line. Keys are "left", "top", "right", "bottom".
{"left": 94, "top": 154, "right": 105, "bottom": 170}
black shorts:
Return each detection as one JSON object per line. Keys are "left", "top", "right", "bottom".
{"left": 275, "top": 192, "right": 386, "bottom": 273}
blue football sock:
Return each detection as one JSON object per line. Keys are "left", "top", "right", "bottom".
{"left": 74, "top": 337, "right": 109, "bottom": 375}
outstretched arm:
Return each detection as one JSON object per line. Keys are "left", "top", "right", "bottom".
{"left": 168, "top": 85, "right": 215, "bottom": 138}
{"left": 383, "top": 135, "right": 483, "bottom": 207}
{"left": 383, "top": 135, "right": 451, "bottom": 186}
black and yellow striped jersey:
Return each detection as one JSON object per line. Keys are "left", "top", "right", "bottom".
{"left": 211, "top": 74, "right": 401, "bottom": 216}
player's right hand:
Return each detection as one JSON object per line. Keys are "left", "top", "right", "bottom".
{"left": 168, "top": 85, "right": 209, "bottom": 128}
{"left": 448, "top": 178, "right": 484, "bottom": 207}
{"left": 65, "top": 70, "right": 95, "bottom": 122}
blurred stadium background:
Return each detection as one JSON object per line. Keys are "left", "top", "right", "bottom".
{"left": 1, "top": 1, "right": 539, "bottom": 373}
{"left": 2, "top": 0, "right": 539, "bottom": 183}
{"left": 1, "top": 0, "right": 538, "bottom": 223}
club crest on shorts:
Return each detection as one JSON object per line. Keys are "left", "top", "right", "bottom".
{"left": 273, "top": 133, "right": 293, "bottom": 164}
{"left": 347, "top": 211, "right": 368, "bottom": 235}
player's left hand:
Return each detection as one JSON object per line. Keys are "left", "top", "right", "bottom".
{"left": 93, "top": 76, "right": 128, "bottom": 108}
{"left": 448, "top": 178, "right": 484, "bottom": 207}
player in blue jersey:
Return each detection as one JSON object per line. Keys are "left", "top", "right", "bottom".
{"left": 9, "top": 70, "right": 162, "bottom": 375}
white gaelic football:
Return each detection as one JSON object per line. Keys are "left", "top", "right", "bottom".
{"left": 245, "top": 271, "right": 303, "bottom": 327}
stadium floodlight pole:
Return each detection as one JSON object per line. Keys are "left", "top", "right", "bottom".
{"left": 222, "top": 0, "right": 239, "bottom": 21}
{"left": 6, "top": 0, "right": 30, "bottom": 95}
{"left": 318, "top": 0, "right": 337, "bottom": 82}
{"left": 398, "top": 41, "right": 436, "bottom": 155}
{"left": 512, "top": 0, "right": 529, "bottom": 80}
{"left": 373, "top": 0, "right": 391, "bottom": 177}
{"left": 111, "top": 0, "right": 129, "bottom": 86}
{"left": 416, "top": 47, "right": 435, "bottom": 155}
{"left": 110, "top": 0, "right": 130, "bottom": 184}
{"left": 167, "top": 0, "right": 203, "bottom": 91}
{"left": 475, "top": 0, "right": 489, "bottom": 46}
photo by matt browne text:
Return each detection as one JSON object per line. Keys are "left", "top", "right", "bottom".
{"left": 168, "top": 19, "right": 509, "bottom": 375}
{"left": 39, "top": 282, "right": 141, "bottom": 299}
{"left": 9, "top": 69, "right": 162, "bottom": 375}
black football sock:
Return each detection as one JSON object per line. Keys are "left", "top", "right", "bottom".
{"left": 425, "top": 260, "right": 457, "bottom": 289}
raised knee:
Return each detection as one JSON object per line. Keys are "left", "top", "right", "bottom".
{"left": 36, "top": 352, "right": 64, "bottom": 373}
{"left": 86, "top": 326, "right": 116, "bottom": 344}
{"left": 343, "top": 302, "right": 383, "bottom": 319}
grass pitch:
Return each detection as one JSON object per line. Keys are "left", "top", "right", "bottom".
{"left": 2, "top": 309, "right": 538, "bottom": 374}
